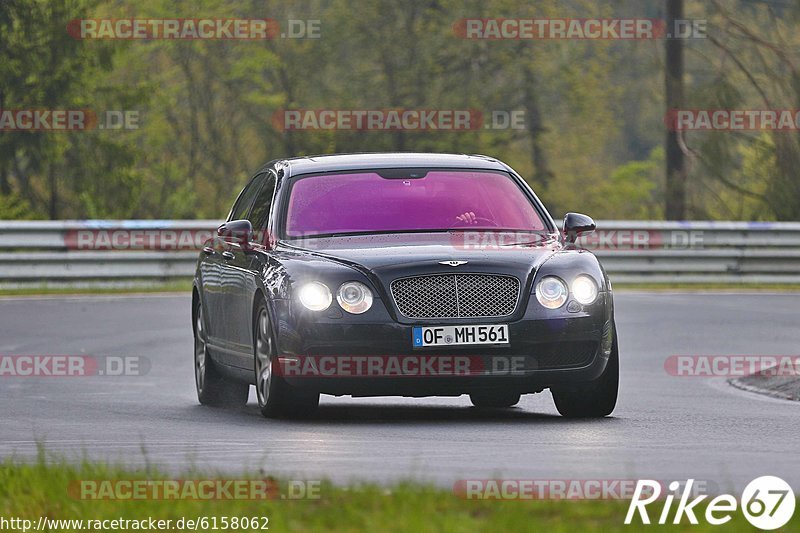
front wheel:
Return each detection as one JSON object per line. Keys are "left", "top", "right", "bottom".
{"left": 194, "top": 302, "right": 249, "bottom": 407}
{"left": 551, "top": 326, "right": 619, "bottom": 418}
{"left": 254, "top": 302, "right": 319, "bottom": 419}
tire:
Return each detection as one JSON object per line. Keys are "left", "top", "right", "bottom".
{"left": 254, "top": 300, "right": 319, "bottom": 419}
{"left": 469, "top": 391, "right": 521, "bottom": 408}
{"left": 194, "top": 302, "right": 249, "bottom": 407}
{"left": 551, "top": 325, "right": 619, "bottom": 418}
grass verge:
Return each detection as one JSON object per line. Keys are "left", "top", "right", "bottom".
{"left": 0, "top": 280, "right": 192, "bottom": 297}
{"left": 0, "top": 458, "right": 794, "bottom": 532}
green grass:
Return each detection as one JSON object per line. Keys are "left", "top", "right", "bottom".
{"left": 0, "top": 280, "right": 192, "bottom": 297}
{"left": 0, "top": 457, "right": 794, "bottom": 532}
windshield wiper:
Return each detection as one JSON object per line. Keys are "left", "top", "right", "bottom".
{"left": 498, "top": 233, "right": 557, "bottom": 247}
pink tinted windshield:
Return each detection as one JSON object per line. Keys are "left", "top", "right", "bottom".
{"left": 284, "top": 170, "right": 547, "bottom": 237}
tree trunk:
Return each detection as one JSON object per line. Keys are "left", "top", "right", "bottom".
{"left": 48, "top": 164, "right": 57, "bottom": 220}
{"left": 523, "top": 67, "right": 553, "bottom": 190}
{"left": 665, "top": 0, "right": 687, "bottom": 220}
{"left": 0, "top": 160, "right": 9, "bottom": 196}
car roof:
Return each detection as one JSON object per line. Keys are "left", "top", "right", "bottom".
{"left": 274, "top": 152, "right": 510, "bottom": 176}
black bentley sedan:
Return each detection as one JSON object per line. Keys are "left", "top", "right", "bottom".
{"left": 192, "top": 153, "right": 618, "bottom": 418}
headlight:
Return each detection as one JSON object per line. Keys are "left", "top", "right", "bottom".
{"left": 336, "top": 281, "right": 373, "bottom": 314}
{"left": 298, "top": 282, "right": 332, "bottom": 311}
{"left": 536, "top": 276, "right": 568, "bottom": 309}
{"left": 571, "top": 275, "right": 598, "bottom": 305}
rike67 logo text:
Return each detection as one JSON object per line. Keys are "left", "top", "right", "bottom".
{"left": 626, "top": 477, "right": 795, "bottom": 530}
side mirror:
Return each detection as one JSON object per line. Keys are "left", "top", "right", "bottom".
{"left": 217, "top": 219, "right": 253, "bottom": 244}
{"left": 563, "top": 212, "right": 596, "bottom": 244}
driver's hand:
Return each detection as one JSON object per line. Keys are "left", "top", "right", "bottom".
{"left": 455, "top": 211, "right": 477, "bottom": 224}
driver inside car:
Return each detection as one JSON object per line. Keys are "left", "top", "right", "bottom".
{"left": 455, "top": 211, "right": 478, "bottom": 224}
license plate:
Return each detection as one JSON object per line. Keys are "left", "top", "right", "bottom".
{"left": 412, "top": 325, "right": 509, "bottom": 348}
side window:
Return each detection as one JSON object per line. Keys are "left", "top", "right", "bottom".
{"left": 228, "top": 174, "right": 265, "bottom": 221}
{"left": 247, "top": 172, "right": 277, "bottom": 230}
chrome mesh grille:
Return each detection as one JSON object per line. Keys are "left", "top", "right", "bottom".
{"left": 390, "top": 274, "right": 519, "bottom": 319}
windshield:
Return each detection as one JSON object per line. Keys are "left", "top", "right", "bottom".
{"left": 284, "top": 169, "right": 548, "bottom": 238}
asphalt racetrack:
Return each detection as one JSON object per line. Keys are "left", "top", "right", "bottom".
{"left": 1, "top": 292, "right": 798, "bottom": 493}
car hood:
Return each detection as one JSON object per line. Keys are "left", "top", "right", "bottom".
{"left": 278, "top": 232, "right": 562, "bottom": 290}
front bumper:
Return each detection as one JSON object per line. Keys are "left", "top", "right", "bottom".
{"left": 271, "top": 293, "right": 613, "bottom": 396}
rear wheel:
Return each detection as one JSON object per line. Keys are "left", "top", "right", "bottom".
{"left": 551, "top": 326, "right": 619, "bottom": 418}
{"left": 194, "top": 302, "right": 248, "bottom": 407}
{"left": 469, "top": 391, "right": 521, "bottom": 408}
{"left": 254, "top": 301, "right": 319, "bottom": 419}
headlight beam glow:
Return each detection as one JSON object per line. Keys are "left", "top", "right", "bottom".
{"left": 298, "top": 282, "right": 332, "bottom": 311}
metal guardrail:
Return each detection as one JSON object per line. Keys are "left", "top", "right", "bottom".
{"left": 1, "top": 220, "right": 800, "bottom": 284}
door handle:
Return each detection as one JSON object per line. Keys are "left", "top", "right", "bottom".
{"left": 202, "top": 246, "right": 215, "bottom": 255}
{"left": 221, "top": 251, "right": 235, "bottom": 260}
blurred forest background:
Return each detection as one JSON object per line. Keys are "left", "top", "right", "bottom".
{"left": 1, "top": 0, "right": 799, "bottom": 221}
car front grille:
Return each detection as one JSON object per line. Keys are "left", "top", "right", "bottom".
{"left": 390, "top": 273, "right": 520, "bottom": 319}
